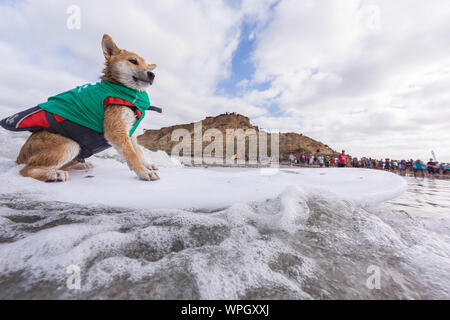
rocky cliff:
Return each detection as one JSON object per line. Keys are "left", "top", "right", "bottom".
{"left": 137, "top": 113, "right": 336, "bottom": 158}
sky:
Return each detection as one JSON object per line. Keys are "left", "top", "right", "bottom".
{"left": 0, "top": 0, "right": 450, "bottom": 161}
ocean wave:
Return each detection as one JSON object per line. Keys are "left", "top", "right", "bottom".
{"left": 0, "top": 181, "right": 448, "bottom": 299}
{"left": 0, "top": 128, "right": 448, "bottom": 299}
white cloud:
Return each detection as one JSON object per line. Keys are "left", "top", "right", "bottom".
{"left": 1, "top": 0, "right": 449, "bottom": 161}
{"left": 247, "top": 0, "right": 450, "bottom": 161}
{"left": 0, "top": 0, "right": 275, "bottom": 126}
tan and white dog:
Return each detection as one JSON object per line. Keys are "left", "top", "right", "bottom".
{"left": 15, "top": 34, "right": 160, "bottom": 182}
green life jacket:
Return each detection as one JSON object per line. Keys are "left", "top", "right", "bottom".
{"left": 38, "top": 81, "right": 151, "bottom": 136}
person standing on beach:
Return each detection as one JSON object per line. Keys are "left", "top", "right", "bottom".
{"left": 300, "top": 153, "right": 306, "bottom": 164}
{"left": 399, "top": 160, "right": 406, "bottom": 175}
{"left": 427, "top": 158, "right": 438, "bottom": 175}
{"left": 309, "top": 153, "right": 314, "bottom": 166}
{"left": 318, "top": 155, "right": 324, "bottom": 167}
{"left": 413, "top": 159, "right": 425, "bottom": 178}
{"left": 289, "top": 153, "right": 295, "bottom": 166}
{"left": 439, "top": 162, "right": 446, "bottom": 175}
{"left": 384, "top": 159, "right": 390, "bottom": 170}
{"left": 443, "top": 163, "right": 450, "bottom": 175}
{"left": 338, "top": 150, "right": 348, "bottom": 168}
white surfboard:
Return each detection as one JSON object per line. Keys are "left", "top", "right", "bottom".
{"left": 0, "top": 156, "right": 407, "bottom": 210}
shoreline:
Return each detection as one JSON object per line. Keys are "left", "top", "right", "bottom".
{"left": 180, "top": 159, "right": 450, "bottom": 180}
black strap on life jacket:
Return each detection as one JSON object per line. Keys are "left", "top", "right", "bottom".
{"left": 148, "top": 106, "right": 162, "bottom": 113}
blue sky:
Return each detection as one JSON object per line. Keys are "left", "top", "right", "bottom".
{"left": 216, "top": 20, "right": 280, "bottom": 115}
{"left": 217, "top": 21, "right": 257, "bottom": 96}
{"left": 217, "top": 1, "right": 285, "bottom": 117}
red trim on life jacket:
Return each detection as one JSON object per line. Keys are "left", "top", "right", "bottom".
{"left": 103, "top": 97, "right": 142, "bottom": 119}
{"left": 103, "top": 97, "right": 136, "bottom": 108}
{"left": 17, "top": 110, "right": 66, "bottom": 129}
{"left": 53, "top": 114, "right": 67, "bottom": 122}
{"left": 18, "top": 110, "right": 50, "bottom": 128}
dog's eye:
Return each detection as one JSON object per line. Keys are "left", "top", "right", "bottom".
{"left": 128, "top": 59, "right": 138, "bottom": 65}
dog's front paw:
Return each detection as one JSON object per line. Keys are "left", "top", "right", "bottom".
{"left": 143, "top": 161, "right": 158, "bottom": 171}
{"left": 135, "top": 168, "right": 160, "bottom": 181}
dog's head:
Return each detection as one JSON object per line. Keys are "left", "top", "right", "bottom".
{"left": 101, "top": 34, "right": 156, "bottom": 91}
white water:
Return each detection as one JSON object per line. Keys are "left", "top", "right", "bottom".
{"left": 0, "top": 130, "right": 449, "bottom": 299}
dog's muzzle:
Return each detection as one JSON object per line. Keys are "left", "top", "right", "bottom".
{"left": 147, "top": 71, "right": 155, "bottom": 84}
{"left": 133, "top": 72, "right": 155, "bottom": 85}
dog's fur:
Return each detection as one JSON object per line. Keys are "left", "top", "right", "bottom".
{"left": 17, "top": 34, "right": 160, "bottom": 182}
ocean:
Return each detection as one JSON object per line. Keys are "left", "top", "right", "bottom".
{"left": 0, "top": 129, "right": 448, "bottom": 299}
{"left": 0, "top": 171, "right": 448, "bottom": 299}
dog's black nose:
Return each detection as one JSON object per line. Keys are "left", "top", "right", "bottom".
{"left": 147, "top": 72, "right": 155, "bottom": 82}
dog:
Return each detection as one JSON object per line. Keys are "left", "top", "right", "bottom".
{"left": 0, "top": 34, "right": 160, "bottom": 182}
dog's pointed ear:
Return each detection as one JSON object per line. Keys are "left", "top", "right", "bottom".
{"left": 102, "top": 34, "right": 120, "bottom": 59}
{"left": 148, "top": 64, "right": 157, "bottom": 71}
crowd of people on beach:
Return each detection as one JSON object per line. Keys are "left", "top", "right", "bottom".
{"left": 281, "top": 150, "right": 450, "bottom": 178}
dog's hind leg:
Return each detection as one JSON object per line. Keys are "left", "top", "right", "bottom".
{"left": 20, "top": 165, "right": 71, "bottom": 182}
{"left": 17, "top": 131, "right": 80, "bottom": 182}
{"left": 62, "top": 159, "right": 94, "bottom": 171}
